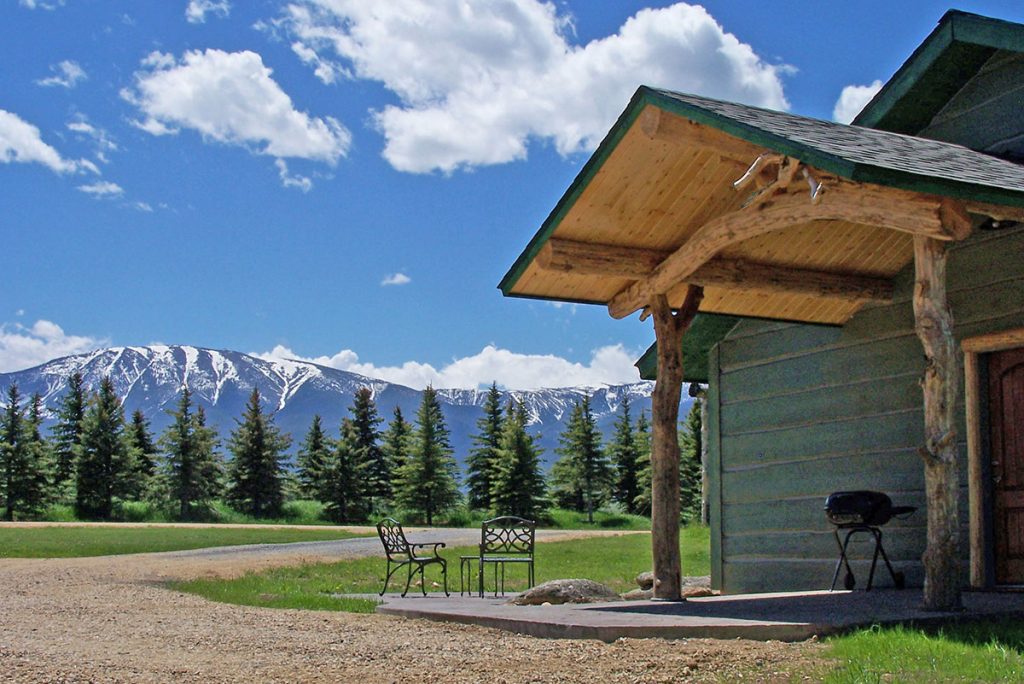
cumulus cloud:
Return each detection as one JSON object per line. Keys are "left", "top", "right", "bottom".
{"left": 832, "top": 79, "right": 883, "bottom": 124}
{"left": 121, "top": 48, "right": 351, "bottom": 186}
{"left": 0, "top": 320, "right": 108, "bottom": 373}
{"left": 36, "top": 60, "right": 86, "bottom": 88}
{"left": 380, "top": 272, "right": 411, "bottom": 286}
{"left": 253, "top": 343, "right": 642, "bottom": 390}
{"left": 77, "top": 181, "right": 124, "bottom": 197}
{"left": 186, "top": 0, "right": 231, "bottom": 24}
{"left": 274, "top": 158, "right": 313, "bottom": 191}
{"left": 276, "top": 0, "right": 789, "bottom": 173}
{"left": 0, "top": 109, "right": 95, "bottom": 174}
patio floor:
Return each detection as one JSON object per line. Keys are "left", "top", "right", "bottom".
{"left": 376, "top": 589, "right": 1024, "bottom": 642}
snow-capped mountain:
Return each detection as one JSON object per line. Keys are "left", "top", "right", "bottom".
{"left": 0, "top": 345, "right": 670, "bottom": 469}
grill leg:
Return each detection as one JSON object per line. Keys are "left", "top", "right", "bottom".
{"left": 866, "top": 528, "right": 882, "bottom": 591}
{"left": 831, "top": 529, "right": 858, "bottom": 591}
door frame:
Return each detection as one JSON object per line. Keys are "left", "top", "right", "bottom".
{"left": 964, "top": 326, "right": 1024, "bottom": 588}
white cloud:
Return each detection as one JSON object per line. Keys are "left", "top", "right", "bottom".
{"left": 77, "top": 181, "right": 124, "bottom": 197}
{"left": 380, "top": 272, "right": 411, "bottom": 286}
{"left": 121, "top": 48, "right": 351, "bottom": 169}
{"left": 131, "top": 201, "right": 154, "bottom": 212}
{"left": 19, "top": 0, "right": 64, "bottom": 9}
{"left": 0, "top": 320, "right": 108, "bottom": 373}
{"left": 278, "top": 0, "right": 789, "bottom": 173}
{"left": 832, "top": 79, "right": 883, "bottom": 124}
{"left": 186, "top": 0, "right": 231, "bottom": 24}
{"left": 253, "top": 343, "right": 642, "bottom": 390}
{"left": 0, "top": 109, "right": 95, "bottom": 174}
{"left": 36, "top": 60, "right": 87, "bottom": 88}
{"left": 274, "top": 158, "right": 313, "bottom": 191}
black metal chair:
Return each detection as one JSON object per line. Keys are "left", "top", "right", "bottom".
{"left": 460, "top": 516, "right": 535, "bottom": 597}
{"left": 376, "top": 518, "right": 450, "bottom": 597}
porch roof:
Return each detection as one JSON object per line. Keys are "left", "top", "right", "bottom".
{"left": 499, "top": 86, "right": 1024, "bottom": 327}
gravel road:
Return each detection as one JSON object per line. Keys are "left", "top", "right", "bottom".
{"left": 0, "top": 527, "right": 821, "bottom": 682}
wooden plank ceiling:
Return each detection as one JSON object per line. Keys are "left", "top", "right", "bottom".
{"left": 509, "top": 105, "right": 917, "bottom": 325}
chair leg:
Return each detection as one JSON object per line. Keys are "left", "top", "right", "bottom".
{"left": 441, "top": 558, "right": 450, "bottom": 597}
{"left": 380, "top": 560, "right": 401, "bottom": 596}
{"left": 402, "top": 563, "right": 414, "bottom": 597}
{"left": 419, "top": 564, "right": 427, "bottom": 596}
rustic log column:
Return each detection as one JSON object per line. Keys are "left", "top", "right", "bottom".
{"left": 650, "top": 287, "right": 703, "bottom": 599}
{"left": 912, "top": 236, "right": 962, "bottom": 611}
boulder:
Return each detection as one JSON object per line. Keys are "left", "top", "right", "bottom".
{"left": 510, "top": 579, "right": 622, "bottom": 606}
{"left": 635, "top": 571, "right": 655, "bottom": 590}
{"left": 621, "top": 588, "right": 654, "bottom": 601}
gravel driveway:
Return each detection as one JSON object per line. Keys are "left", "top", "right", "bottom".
{"left": 0, "top": 526, "right": 820, "bottom": 682}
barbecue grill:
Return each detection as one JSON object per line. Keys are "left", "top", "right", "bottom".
{"left": 825, "top": 490, "right": 916, "bottom": 591}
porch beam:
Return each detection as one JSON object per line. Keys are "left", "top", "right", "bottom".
{"left": 638, "top": 106, "right": 758, "bottom": 161}
{"left": 539, "top": 239, "right": 894, "bottom": 302}
{"left": 912, "top": 235, "right": 962, "bottom": 611}
{"left": 608, "top": 187, "right": 971, "bottom": 320}
{"left": 650, "top": 286, "right": 703, "bottom": 600}
{"left": 962, "top": 200, "right": 1024, "bottom": 224}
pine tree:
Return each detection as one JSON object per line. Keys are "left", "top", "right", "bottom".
{"left": 550, "top": 394, "right": 611, "bottom": 523}
{"left": 633, "top": 410, "right": 653, "bottom": 516}
{"left": 295, "top": 414, "right": 330, "bottom": 500}
{"left": 679, "top": 400, "right": 703, "bottom": 524}
{"left": 160, "top": 388, "right": 222, "bottom": 520}
{"left": 51, "top": 371, "right": 85, "bottom": 499}
{"left": 465, "top": 382, "right": 503, "bottom": 510}
{"left": 1, "top": 386, "right": 50, "bottom": 520}
{"left": 75, "top": 377, "right": 133, "bottom": 520}
{"left": 381, "top": 406, "right": 411, "bottom": 486}
{"left": 320, "top": 419, "right": 365, "bottom": 523}
{"left": 23, "top": 394, "right": 53, "bottom": 515}
{"left": 608, "top": 395, "right": 642, "bottom": 514}
{"left": 225, "top": 388, "right": 290, "bottom": 518}
{"left": 490, "top": 401, "right": 546, "bottom": 520}
{"left": 348, "top": 387, "right": 388, "bottom": 512}
{"left": 127, "top": 409, "right": 158, "bottom": 499}
{"left": 394, "top": 386, "right": 459, "bottom": 525}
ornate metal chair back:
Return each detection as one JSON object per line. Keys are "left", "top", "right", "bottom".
{"left": 481, "top": 516, "right": 535, "bottom": 555}
{"left": 376, "top": 517, "right": 411, "bottom": 561}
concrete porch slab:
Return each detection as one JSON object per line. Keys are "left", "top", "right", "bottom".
{"left": 376, "top": 589, "right": 1024, "bottom": 642}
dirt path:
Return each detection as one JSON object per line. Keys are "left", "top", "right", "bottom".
{"left": 0, "top": 527, "right": 823, "bottom": 683}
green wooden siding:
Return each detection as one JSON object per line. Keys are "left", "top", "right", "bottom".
{"left": 920, "top": 50, "right": 1024, "bottom": 158}
{"left": 709, "top": 226, "right": 1024, "bottom": 594}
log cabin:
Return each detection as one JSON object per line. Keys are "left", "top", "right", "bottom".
{"left": 500, "top": 10, "right": 1024, "bottom": 610}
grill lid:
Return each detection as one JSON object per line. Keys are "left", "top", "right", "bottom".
{"left": 824, "top": 490, "right": 914, "bottom": 526}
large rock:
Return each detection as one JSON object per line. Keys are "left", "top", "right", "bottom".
{"left": 510, "top": 579, "right": 622, "bottom": 606}
{"left": 635, "top": 571, "right": 655, "bottom": 590}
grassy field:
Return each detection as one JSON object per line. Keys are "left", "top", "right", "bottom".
{"left": 0, "top": 525, "right": 366, "bottom": 558}
{"left": 172, "top": 527, "right": 709, "bottom": 614}
{"left": 822, "top": 620, "right": 1024, "bottom": 682}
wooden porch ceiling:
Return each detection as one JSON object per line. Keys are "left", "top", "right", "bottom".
{"left": 500, "top": 88, "right": 1024, "bottom": 325}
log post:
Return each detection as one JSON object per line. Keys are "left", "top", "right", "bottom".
{"left": 912, "top": 236, "right": 962, "bottom": 611}
{"left": 650, "top": 286, "right": 703, "bottom": 599}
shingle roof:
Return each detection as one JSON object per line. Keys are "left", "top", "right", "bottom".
{"left": 652, "top": 88, "right": 1024, "bottom": 198}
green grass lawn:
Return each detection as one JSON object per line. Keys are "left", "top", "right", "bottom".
{"left": 0, "top": 525, "right": 366, "bottom": 558}
{"left": 822, "top": 620, "right": 1024, "bottom": 682}
{"left": 171, "top": 527, "right": 709, "bottom": 614}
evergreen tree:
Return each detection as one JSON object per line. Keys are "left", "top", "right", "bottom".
{"left": 295, "top": 414, "right": 330, "bottom": 500}
{"left": 348, "top": 387, "right": 388, "bottom": 511}
{"left": 1, "top": 386, "right": 50, "bottom": 520}
{"left": 51, "top": 371, "right": 85, "bottom": 499}
{"left": 24, "top": 393, "right": 53, "bottom": 515}
{"left": 465, "top": 382, "right": 503, "bottom": 510}
{"left": 381, "top": 406, "right": 411, "bottom": 484}
{"left": 127, "top": 409, "right": 158, "bottom": 499}
{"left": 320, "top": 419, "right": 365, "bottom": 523}
{"left": 490, "top": 401, "right": 546, "bottom": 520}
{"left": 679, "top": 400, "right": 703, "bottom": 524}
{"left": 225, "top": 388, "right": 290, "bottom": 518}
{"left": 160, "top": 388, "right": 222, "bottom": 520}
{"left": 633, "top": 411, "right": 653, "bottom": 516}
{"left": 550, "top": 394, "right": 611, "bottom": 523}
{"left": 608, "top": 396, "right": 642, "bottom": 514}
{"left": 75, "top": 377, "right": 133, "bottom": 519}
{"left": 394, "top": 386, "right": 459, "bottom": 525}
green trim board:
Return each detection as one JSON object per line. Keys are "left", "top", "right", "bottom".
{"left": 636, "top": 313, "right": 740, "bottom": 383}
{"left": 499, "top": 83, "right": 1024, "bottom": 300}
{"left": 855, "top": 10, "right": 1024, "bottom": 133}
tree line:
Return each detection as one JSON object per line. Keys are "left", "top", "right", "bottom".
{"left": 0, "top": 375, "right": 703, "bottom": 525}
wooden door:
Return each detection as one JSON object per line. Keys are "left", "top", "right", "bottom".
{"left": 990, "top": 347, "right": 1024, "bottom": 584}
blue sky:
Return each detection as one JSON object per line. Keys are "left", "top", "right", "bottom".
{"left": 3, "top": 0, "right": 1023, "bottom": 388}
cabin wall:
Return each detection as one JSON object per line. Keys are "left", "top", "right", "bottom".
{"left": 708, "top": 226, "right": 1024, "bottom": 594}
{"left": 919, "top": 50, "right": 1024, "bottom": 160}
